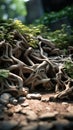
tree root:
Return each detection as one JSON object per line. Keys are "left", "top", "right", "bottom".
{"left": 0, "top": 30, "right": 73, "bottom": 101}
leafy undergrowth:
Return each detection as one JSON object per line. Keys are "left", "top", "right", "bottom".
{"left": 35, "top": 5, "right": 73, "bottom": 27}
{"left": 64, "top": 60, "right": 73, "bottom": 79}
{"left": 0, "top": 19, "right": 73, "bottom": 49}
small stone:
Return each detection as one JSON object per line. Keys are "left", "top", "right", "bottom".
{"left": 18, "top": 96, "right": 26, "bottom": 103}
{"left": 7, "top": 103, "right": 13, "bottom": 108}
{"left": 21, "top": 102, "right": 29, "bottom": 107}
{"left": 21, "top": 87, "right": 29, "bottom": 96}
{"left": 26, "top": 93, "right": 41, "bottom": 100}
{"left": 46, "top": 107, "right": 51, "bottom": 111}
{"left": 62, "top": 102, "right": 68, "bottom": 105}
{"left": 41, "top": 98, "right": 49, "bottom": 102}
{"left": 26, "top": 94, "right": 31, "bottom": 99}
{"left": 25, "top": 106, "right": 32, "bottom": 110}
{"left": 9, "top": 97, "right": 18, "bottom": 105}
{"left": 14, "top": 105, "right": 22, "bottom": 113}
{"left": 39, "top": 112, "right": 58, "bottom": 121}
{"left": 0, "top": 93, "right": 11, "bottom": 104}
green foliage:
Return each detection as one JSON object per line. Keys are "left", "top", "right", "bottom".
{"left": 64, "top": 60, "right": 73, "bottom": 78}
{"left": 13, "top": 20, "right": 47, "bottom": 36}
{"left": 0, "top": 19, "right": 73, "bottom": 49}
{"left": 35, "top": 5, "right": 73, "bottom": 26}
{"left": 14, "top": 20, "right": 73, "bottom": 49}
{"left": 0, "top": 19, "right": 43, "bottom": 47}
{"left": 47, "top": 24, "right": 73, "bottom": 49}
{"left": 13, "top": 20, "right": 47, "bottom": 47}
{"left": 0, "top": 69, "right": 9, "bottom": 79}
{"left": 13, "top": 19, "right": 30, "bottom": 34}
{"left": 13, "top": 20, "right": 38, "bottom": 47}
{"left": 0, "top": 19, "right": 15, "bottom": 43}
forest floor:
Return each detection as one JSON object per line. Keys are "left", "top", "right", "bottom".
{"left": 0, "top": 22, "right": 73, "bottom": 130}
{"left": 0, "top": 91, "right": 73, "bottom": 130}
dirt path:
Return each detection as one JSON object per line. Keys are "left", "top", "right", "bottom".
{"left": 0, "top": 92, "right": 73, "bottom": 130}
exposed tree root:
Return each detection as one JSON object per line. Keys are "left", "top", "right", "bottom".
{"left": 0, "top": 30, "right": 73, "bottom": 101}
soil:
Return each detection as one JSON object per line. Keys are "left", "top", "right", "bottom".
{"left": 0, "top": 91, "right": 73, "bottom": 130}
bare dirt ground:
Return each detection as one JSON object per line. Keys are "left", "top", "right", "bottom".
{"left": 0, "top": 91, "right": 73, "bottom": 130}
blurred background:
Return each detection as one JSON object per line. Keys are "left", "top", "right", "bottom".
{"left": 0, "top": 0, "right": 73, "bottom": 24}
{"left": 0, "top": 0, "right": 73, "bottom": 56}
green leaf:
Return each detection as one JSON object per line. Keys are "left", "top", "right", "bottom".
{"left": 0, "top": 69, "right": 9, "bottom": 79}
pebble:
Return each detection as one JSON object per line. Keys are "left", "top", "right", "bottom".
{"left": 21, "top": 102, "right": 29, "bottom": 107}
{"left": 26, "top": 93, "right": 41, "bottom": 100}
{"left": 62, "top": 102, "right": 68, "bottom": 105}
{"left": 26, "top": 94, "right": 31, "bottom": 99}
{"left": 25, "top": 106, "right": 32, "bottom": 110}
{"left": 41, "top": 98, "right": 49, "bottom": 102}
{"left": 18, "top": 96, "right": 26, "bottom": 103}
{"left": 9, "top": 97, "right": 18, "bottom": 105}
{"left": 0, "top": 93, "right": 11, "bottom": 104}
{"left": 46, "top": 107, "right": 51, "bottom": 111}
{"left": 39, "top": 112, "right": 58, "bottom": 121}
{"left": 7, "top": 103, "right": 14, "bottom": 108}
{"left": 21, "top": 87, "right": 29, "bottom": 96}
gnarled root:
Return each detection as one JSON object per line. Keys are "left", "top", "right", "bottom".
{"left": 0, "top": 30, "right": 73, "bottom": 101}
